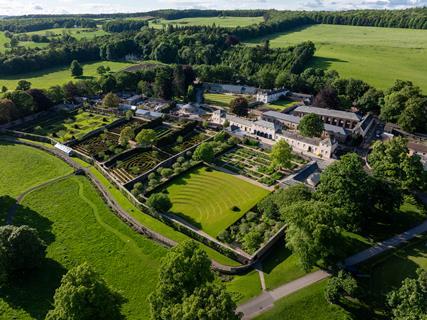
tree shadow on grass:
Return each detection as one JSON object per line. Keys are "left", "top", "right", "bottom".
{"left": 260, "top": 239, "right": 292, "bottom": 275}
{"left": 1, "top": 202, "right": 67, "bottom": 319}
{"left": 170, "top": 211, "right": 203, "bottom": 230}
{"left": 311, "top": 56, "right": 349, "bottom": 69}
{"left": 0, "top": 195, "right": 17, "bottom": 225}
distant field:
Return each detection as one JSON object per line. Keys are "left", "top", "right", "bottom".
{"left": 247, "top": 24, "right": 427, "bottom": 92}
{"left": 0, "top": 61, "right": 135, "bottom": 89}
{"left": 23, "top": 27, "right": 108, "bottom": 40}
{"left": 150, "top": 16, "right": 264, "bottom": 29}
{"left": 0, "top": 31, "right": 10, "bottom": 52}
{"left": 166, "top": 166, "right": 269, "bottom": 237}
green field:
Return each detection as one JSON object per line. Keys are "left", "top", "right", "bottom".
{"left": 166, "top": 166, "right": 269, "bottom": 237}
{"left": 0, "top": 143, "right": 73, "bottom": 197}
{"left": 264, "top": 98, "right": 300, "bottom": 111}
{"left": 0, "top": 175, "right": 167, "bottom": 320}
{"left": 15, "top": 110, "right": 117, "bottom": 142}
{"left": 150, "top": 16, "right": 264, "bottom": 29}
{"left": 204, "top": 93, "right": 252, "bottom": 108}
{"left": 0, "top": 61, "right": 135, "bottom": 90}
{"left": 255, "top": 280, "right": 350, "bottom": 320}
{"left": 0, "top": 32, "right": 10, "bottom": 52}
{"left": 23, "top": 27, "right": 108, "bottom": 40}
{"left": 248, "top": 24, "right": 427, "bottom": 92}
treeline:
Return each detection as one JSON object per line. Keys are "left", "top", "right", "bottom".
{"left": 146, "top": 9, "right": 267, "bottom": 20}
{"left": 0, "top": 40, "right": 100, "bottom": 74}
{"left": 0, "top": 18, "right": 97, "bottom": 33}
{"left": 102, "top": 20, "right": 148, "bottom": 33}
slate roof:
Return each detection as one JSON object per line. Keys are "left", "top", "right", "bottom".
{"left": 294, "top": 106, "right": 361, "bottom": 122}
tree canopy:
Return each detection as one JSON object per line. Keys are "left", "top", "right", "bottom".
{"left": 193, "top": 142, "right": 215, "bottom": 163}
{"left": 298, "top": 113, "right": 324, "bottom": 137}
{"left": 46, "top": 263, "right": 125, "bottom": 320}
{"left": 229, "top": 97, "right": 249, "bottom": 117}
{"left": 270, "top": 139, "right": 292, "bottom": 169}
{"left": 70, "top": 60, "right": 83, "bottom": 78}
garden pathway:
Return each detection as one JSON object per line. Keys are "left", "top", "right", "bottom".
{"left": 6, "top": 173, "right": 74, "bottom": 224}
{"left": 238, "top": 218, "right": 427, "bottom": 319}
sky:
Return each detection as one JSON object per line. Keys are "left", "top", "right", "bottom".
{"left": 0, "top": 0, "right": 426, "bottom": 16}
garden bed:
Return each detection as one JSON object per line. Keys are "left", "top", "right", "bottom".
{"left": 109, "top": 118, "right": 148, "bottom": 134}
{"left": 12, "top": 110, "right": 117, "bottom": 142}
{"left": 216, "top": 146, "right": 299, "bottom": 186}
{"left": 72, "top": 131, "right": 126, "bottom": 161}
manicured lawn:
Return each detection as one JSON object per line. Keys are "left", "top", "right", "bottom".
{"left": 0, "top": 61, "right": 135, "bottom": 89}
{"left": 0, "top": 176, "right": 167, "bottom": 320}
{"left": 150, "top": 16, "right": 264, "bottom": 29}
{"left": 262, "top": 241, "right": 311, "bottom": 290}
{"left": 255, "top": 280, "right": 351, "bottom": 320}
{"left": 15, "top": 110, "right": 117, "bottom": 142}
{"left": 226, "top": 270, "right": 262, "bottom": 303}
{"left": 165, "top": 166, "right": 270, "bottom": 237}
{"left": 265, "top": 99, "right": 299, "bottom": 111}
{"left": 204, "top": 93, "right": 237, "bottom": 108}
{"left": 247, "top": 24, "right": 427, "bottom": 92}
{"left": 0, "top": 142, "right": 73, "bottom": 197}
{"left": 84, "top": 162, "right": 241, "bottom": 266}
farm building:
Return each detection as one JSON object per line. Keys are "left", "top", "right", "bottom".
{"left": 135, "top": 109, "right": 163, "bottom": 121}
{"left": 256, "top": 88, "right": 288, "bottom": 104}
{"left": 293, "top": 106, "right": 362, "bottom": 129}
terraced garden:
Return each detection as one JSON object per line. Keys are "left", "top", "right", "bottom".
{"left": 109, "top": 118, "right": 148, "bottom": 134}
{"left": 13, "top": 110, "right": 116, "bottom": 142}
{"left": 217, "top": 146, "right": 303, "bottom": 186}
{"left": 165, "top": 166, "right": 270, "bottom": 237}
{"left": 160, "top": 131, "right": 209, "bottom": 155}
{"left": 110, "top": 149, "right": 170, "bottom": 183}
{"left": 73, "top": 131, "right": 124, "bottom": 161}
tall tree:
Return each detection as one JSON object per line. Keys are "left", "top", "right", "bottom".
{"left": 149, "top": 241, "right": 239, "bottom": 320}
{"left": 229, "top": 97, "right": 249, "bottom": 117}
{"left": 46, "top": 263, "right": 125, "bottom": 320}
{"left": 135, "top": 129, "right": 156, "bottom": 146}
{"left": 298, "top": 114, "right": 324, "bottom": 137}
{"left": 102, "top": 92, "right": 120, "bottom": 109}
{"left": 313, "top": 87, "right": 341, "bottom": 110}
{"left": 118, "top": 127, "right": 134, "bottom": 146}
{"left": 270, "top": 139, "right": 292, "bottom": 169}
{"left": 16, "top": 80, "right": 31, "bottom": 91}
{"left": 70, "top": 60, "right": 83, "bottom": 78}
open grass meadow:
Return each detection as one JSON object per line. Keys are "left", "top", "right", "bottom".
{"left": 0, "top": 175, "right": 167, "bottom": 320}
{"left": 247, "top": 24, "right": 427, "bottom": 92}
{"left": 254, "top": 280, "right": 351, "bottom": 320}
{"left": 165, "top": 166, "right": 270, "bottom": 237}
{"left": 0, "top": 60, "right": 135, "bottom": 90}
{"left": 150, "top": 16, "right": 264, "bottom": 29}
{"left": 23, "top": 27, "right": 108, "bottom": 40}
{"left": 0, "top": 142, "right": 72, "bottom": 197}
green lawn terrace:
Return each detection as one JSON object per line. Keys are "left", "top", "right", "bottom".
{"left": 258, "top": 98, "right": 301, "bottom": 112}
{"left": 163, "top": 165, "right": 270, "bottom": 238}
{"left": 106, "top": 148, "right": 170, "bottom": 184}
{"left": 11, "top": 110, "right": 117, "bottom": 143}
{"left": 204, "top": 93, "right": 255, "bottom": 109}
{"left": 217, "top": 145, "right": 306, "bottom": 187}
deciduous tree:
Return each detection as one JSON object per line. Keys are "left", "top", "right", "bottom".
{"left": 270, "top": 139, "right": 292, "bottom": 169}
{"left": 298, "top": 113, "right": 324, "bottom": 137}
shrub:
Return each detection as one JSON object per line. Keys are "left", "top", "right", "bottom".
{"left": 160, "top": 168, "right": 173, "bottom": 178}
{"left": 147, "top": 193, "right": 172, "bottom": 212}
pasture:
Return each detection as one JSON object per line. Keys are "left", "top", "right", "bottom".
{"left": 14, "top": 110, "right": 117, "bottom": 142}
{"left": 247, "top": 24, "right": 427, "bottom": 92}
{"left": 150, "top": 16, "right": 264, "bottom": 29}
{"left": 0, "top": 175, "right": 167, "bottom": 320}
{"left": 0, "top": 61, "right": 135, "bottom": 89}
{"left": 0, "top": 31, "right": 10, "bottom": 52}
{"left": 0, "top": 142, "right": 72, "bottom": 197}
{"left": 165, "top": 166, "right": 269, "bottom": 237}
{"left": 23, "top": 27, "right": 108, "bottom": 40}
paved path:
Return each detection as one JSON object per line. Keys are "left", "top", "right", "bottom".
{"left": 238, "top": 219, "right": 427, "bottom": 319}
{"left": 237, "top": 270, "right": 330, "bottom": 319}
{"left": 344, "top": 219, "right": 427, "bottom": 267}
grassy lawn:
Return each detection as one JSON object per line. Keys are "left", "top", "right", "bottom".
{"left": 264, "top": 98, "right": 299, "bottom": 111}
{"left": 0, "top": 142, "right": 73, "bottom": 197}
{"left": 0, "top": 61, "right": 135, "bottom": 90}
{"left": 0, "top": 175, "right": 167, "bottom": 320}
{"left": 247, "top": 24, "right": 427, "bottom": 92}
{"left": 204, "top": 93, "right": 237, "bottom": 108}
{"left": 15, "top": 110, "right": 117, "bottom": 143}
{"left": 262, "top": 241, "right": 311, "bottom": 290}
{"left": 84, "top": 162, "right": 241, "bottom": 266}
{"left": 0, "top": 31, "right": 10, "bottom": 52}
{"left": 226, "top": 270, "right": 262, "bottom": 303}
{"left": 165, "top": 166, "right": 269, "bottom": 237}
{"left": 255, "top": 280, "right": 351, "bottom": 320}
{"left": 150, "top": 16, "right": 264, "bottom": 29}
